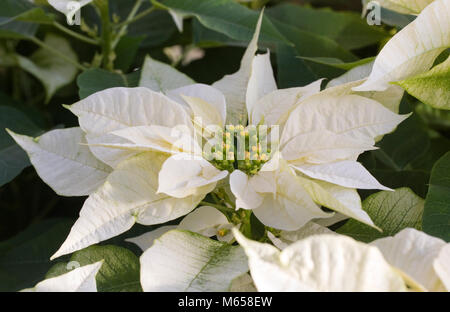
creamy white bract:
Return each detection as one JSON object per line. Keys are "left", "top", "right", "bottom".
{"left": 356, "top": 0, "right": 450, "bottom": 92}
{"left": 8, "top": 11, "right": 409, "bottom": 260}
{"left": 234, "top": 227, "right": 450, "bottom": 292}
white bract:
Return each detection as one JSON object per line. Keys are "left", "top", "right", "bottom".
{"left": 126, "top": 206, "right": 234, "bottom": 251}
{"left": 233, "top": 229, "right": 407, "bottom": 291}
{"left": 22, "top": 261, "right": 102, "bottom": 292}
{"left": 372, "top": 228, "right": 450, "bottom": 291}
{"left": 140, "top": 230, "right": 248, "bottom": 292}
{"left": 10, "top": 10, "right": 408, "bottom": 261}
{"left": 48, "top": 0, "right": 92, "bottom": 23}
{"left": 10, "top": 87, "right": 225, "bottom": 259}
{"left": 355, "top": 0, "right": 450, "bottom": 92}
{"left": 236, "top": 227, "right": 450, "bottom": 292}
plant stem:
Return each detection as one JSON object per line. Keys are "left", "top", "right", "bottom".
{"left": 114, "top": 6, "right": 156, "bottom": 29}
{"left": 52, "top": 21, "right": 100, "bottom": 45}
{"left": 95, "top": 0, "right": 114, "bottom": 70}
{"left": 29, "top": 37, "right": 87, "bottom": 71}
{"left": 200, "top": 201, "right": 234, "bottom": 215}
{"left": 112, "top": 0, "right": 144, "bottom": 49}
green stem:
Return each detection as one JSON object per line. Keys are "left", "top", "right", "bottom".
{"left": 114, "top": 6, "right": 156, "bottom": 29}
{"left": 95, "top": 0, "right": 114, "bottom": 70}
{"left": 111, "top": 0, "right": 145, "bottom": 49}
{"left": 52, "top": 21, "right": 100, "bottom": 45}
{"left": 29, "top": 37, "right": 87, "bottom": 71}
{"left": 200, "top": 201, "right": 234, "bottom": 215}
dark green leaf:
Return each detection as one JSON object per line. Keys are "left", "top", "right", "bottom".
{"left": 423, "top": 152, "right": 450, "bottom": 242}
{"left": 152, "top": 0, "right": 290, "bottom": 46}
{"left": 374, "top": 115, "right": 430, "bottom": 171}
{"left": 337, "top": 188, "right": 424, "bottom": 243}
{"left": 0, "top": 219, "right": 73, "bottom": 291}
{"left": 114, "top": 35, "right": 144, "bottom": 72}
{"left": 77, "top": 68, "right": 140, "bottom": 99}
{"left": 0, "top": 0, "right": 53, "bottom": 25}
{"left": 298, "top": 56, "right": 375, "bottom": 70}
{"left": 0, "top": 100, "right": 43, "bottom": 187}
{"left": 0, "top": 20, "right": 38, "bottom": 39}
{"left": 268, "top": 4, "right": 388, "bottom": 50}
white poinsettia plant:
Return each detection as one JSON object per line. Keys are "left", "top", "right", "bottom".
{"left": 9, "top": 1, "right": 450, "bottom": 292}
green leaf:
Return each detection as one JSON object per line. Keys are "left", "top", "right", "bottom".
{"left": 271, "top": 19, "right": 356, "bottom": 87}
{"left": 423, "top": 152, "right": 450, "bottom": 242}
{"left": 276, "top": 44, "right": 319, "bottom": 88}
{"left": 374, "top": 115, "right": 430, "bottom": 171}
{"left": 128, "top": 9, "right": 177, "bottom": 48}
{"left": 410, "top": 136, "right": 450, "bottom": 172}
{"left": 114, "top": 35, "right": 144, "bottom": 72}
{"left": 152, "top": 0, "right": 289, "bottom": 45}
{"left": 395, "top": 56, "right": 450, "bottom": 110}
{"left": 267, "top": 4, "right": 388, "bottom": 50}
{"left": 299, "top": 56, "right": 375, "bottom": 70}
{"left": 140, "top": 230, "right": 249, "bottom": 291}
{"left": 0, "top": 0, "right": 53, "bottom": 39}
{"left": 16, "top": 33, "right": 78, "bottom": 103}
{"left": 192, "top": 18, "right": 241, "bottom": 47}
{"left": 110, "top": 1, "right": 176, "bottom": 48}
{"left": 0, "top": 20, "right": 38, "bottom": 39}
{"left": 0, "top": 0, "right": 53, "bottom": 25}
{"left": 0, "top": 101, "right": 42, "bottom": 187}
{"left": 77, "top": 68, "right": 140, "bottom": 99}
{"left": 0, "top": 219, "right": 73, "bottom": 291}
{"left": 337, "top": 188, "right": 424, "bottom": 243}
{"left": 368, "top": 169, "right": 430, "bottom": 199}
{"left": 47, "top": 245, "right": 142, "bottom": 292}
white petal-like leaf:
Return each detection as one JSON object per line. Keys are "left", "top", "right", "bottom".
{"left": 296, "top": 178, "right": 378, "bottom": 229}
{"left": 230, "top": 170, "right": 264, "bottom": 210}
{"left": 166, "top": 83, "right": 227, "bottom": 126}
{"left": 48, "top": 0, "right": 92, "bottom": 20}
{"left": 395, "top": 55, "right": 450, "bottom": 110}
{"left": 281, "top": 94, "right": 408, "bottom": 146}
{"left": 229, "top": 273, "right": 257, "bottom": 292}
{"left": 281, "top": 130, "right": 376, "bottom": 164}
{"left": 434, "top": 245, "right": 450, "bottom": 291}
{"left": 139, "top": 55, "right": 194, "bottom": 92}
{"left": 127, "top": 206, "right": 233, "bottom": 251}
{"left": 157, "top": 153, "right": 228, "bottom": 198}
{"left": 253, "top": 165, "right": 332, "bottom": 231}
{"left": 125, "top": 225, "right": 177, "bottom": 251}
{"left": 268, "top": 222, "right": 334, "bottom": 250}
{"left": 372, "top": 228, "right": 448, "bottom": 291}
{"left": 140, "top": 230, "right": 249, "bottom": 291}
{"left": 246, "top": 51, "right": 277, "bottom": 119}
{"left": 178, "top": 206, "right": 231, "bottom": 238}
{"left": 51, "top": 152, "right": 203, "bottom": 259}
{"left": 23, "top": 261, "right": 102, "bottom": 292}
{"left": 293, "top": 160, "right": 391, "bottom": 190}
{"left": 212, "top": 11, "right": 263, "bottom": 124}
{"left": 234, "top": 229, "right": 407, "bottom": 292}
{"left": 8, "top": 127, "right": 111, "bottom": 196}
{"left": 251, "top": 79, "right": 323, "bottom": 126}
{"left": 325, "top": 63, "right": 405, "bottom": 113}
{"left": 354, "top": 0, "right": 450, "bottom": 91}
{"left": 67, "top": 87, "right": 192, "bottom": 167}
